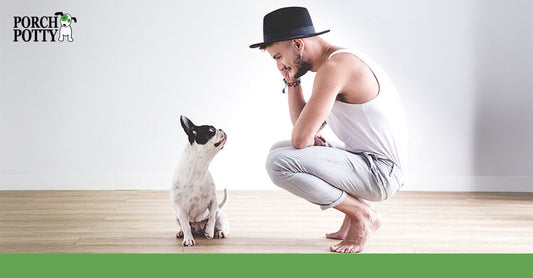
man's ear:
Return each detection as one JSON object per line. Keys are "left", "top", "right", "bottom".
{"left": 292, "top": 39, "right": 304, "bottom": 50}
{"left": 180, "top": 115, "right": 196, "bottom": 144}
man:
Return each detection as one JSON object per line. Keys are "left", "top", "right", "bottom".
{"left": 251, "top": 7, "right": 407, "bottom": 253}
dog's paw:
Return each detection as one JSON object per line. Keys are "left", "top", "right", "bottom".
{"left": 176, "top": 231, "right": 184, "bottom": 238}
{"left": 215, "top": 231, "right": 227, "bottom": 239}
{"left": 204, "top": 231, "right": 214, "bottom": 239}
{"left": 182, "top": 238, "right": 196, "bottom": 246}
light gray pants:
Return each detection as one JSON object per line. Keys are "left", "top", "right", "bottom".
{"left": 265, "top": 140, "right": 404, "bottom": 210}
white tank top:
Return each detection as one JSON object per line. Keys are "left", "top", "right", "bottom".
{"left": 326, "top": 49, "right": 407, "bottom": 170}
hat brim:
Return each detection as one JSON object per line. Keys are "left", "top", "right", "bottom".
{"left": 249, "top": 30, "right": 330, "bottom": 49}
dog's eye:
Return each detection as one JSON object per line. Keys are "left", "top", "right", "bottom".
{"left": 209, "top": 127, "right": 215, "bottom": 134}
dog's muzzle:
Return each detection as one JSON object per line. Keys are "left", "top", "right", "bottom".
{"left": 214, "top": 131, "right": 227, "bottom": 148}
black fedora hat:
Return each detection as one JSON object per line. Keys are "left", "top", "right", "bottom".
{"left": 250, "top": 7, "right": 330, "bottom": 49}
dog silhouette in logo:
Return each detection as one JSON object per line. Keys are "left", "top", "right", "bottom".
{"left": 55, "top": 12, "right": 77, "bottom": 42}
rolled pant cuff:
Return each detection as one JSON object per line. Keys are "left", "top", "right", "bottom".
{"left": 320, "top": 191, "right": 347, "bottom": 210}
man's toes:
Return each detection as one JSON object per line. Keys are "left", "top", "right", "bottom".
{"left": 333, "top": 245, "right": 355, "bottom": 253}
{"left": 334, "top": 245, "right": 361, "bottom": 253}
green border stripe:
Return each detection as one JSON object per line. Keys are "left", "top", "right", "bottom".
{"left": 1, "top": 254, "right": 531, "bottom": 277}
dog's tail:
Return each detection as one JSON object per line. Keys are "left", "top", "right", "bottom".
{"left": 218, "top": 188, "right": 228, "bottom": 208}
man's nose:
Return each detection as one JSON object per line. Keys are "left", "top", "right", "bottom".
{"left": 276, "top": 60, "right": 286, "bottom": 71}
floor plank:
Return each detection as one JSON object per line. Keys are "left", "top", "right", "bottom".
{"left": 1, "top": 190, "right": 532, "bottom": 253}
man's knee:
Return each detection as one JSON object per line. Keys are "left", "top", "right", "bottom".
{"left": 265, "top": 149, "right": 287, "bottom": 176}
{"left": 265, "top": 149, "right": 299, "bottom": 187}
{"left": 269, "top": 140, "right": 293, "bottom": 152}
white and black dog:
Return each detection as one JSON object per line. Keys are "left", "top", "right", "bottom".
{"left": 54, "top": 12, "right": 77, "bottom": 42}
{"left": 170, "top": 115, "right": 230, "bottom": 246}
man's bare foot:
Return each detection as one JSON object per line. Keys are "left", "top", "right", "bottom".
{"left": 326, "top": 215, "right": 350, "bottom": 240}
{"left": 327, "top": 197, "right": 379, "bottom": 240}
{"left": 330, "top": 210, "right": 382, "bottom": 253}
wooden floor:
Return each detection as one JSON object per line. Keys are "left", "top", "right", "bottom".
{"left": 1, "top": 190, "right": 532, "bottom": 253}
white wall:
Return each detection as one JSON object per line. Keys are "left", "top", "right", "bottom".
{"left": 1, "top": 0, "right": 532, "bottom": 191}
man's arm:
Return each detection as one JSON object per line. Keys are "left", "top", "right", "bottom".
{"left": 291, "top": 62, "right": 344, "bottom": 149}
{"left": 287, "top": 83, "right": 306, "bottom": 126}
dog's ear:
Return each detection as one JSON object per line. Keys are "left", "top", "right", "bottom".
{"left": 54, "top": 12, "right": 64, "bottom": 16}
{"left": 180, "top": 115, "right": 196, "bottom": 144}
{"left": 72, "top": 17, "right": 77, "bottom": 23}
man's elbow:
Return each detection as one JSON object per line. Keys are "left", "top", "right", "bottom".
{"left": 291, "top": 136, "right": 312, "bottom": 149}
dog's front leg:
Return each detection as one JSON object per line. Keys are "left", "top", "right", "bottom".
{"left": 58, "top": 29, "right": 64, "bottom": 41}
{"left": 204, "top": 200, "right": 217, "bottom": 239}
{"left": 214, "top": 210, "right": 230, "bottom": 239}
{"left": 174, "top": 217, "right": 184, "bottom": 238}
{"left": 175, "top": 207, "right": 195, "bottom": 246}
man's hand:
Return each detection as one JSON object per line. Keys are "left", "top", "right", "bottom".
{"left": 281, "top": 68, "right": 299, "bottom": 83}
{"left": 314, "top": 134, "right": 327, "bottom": 147}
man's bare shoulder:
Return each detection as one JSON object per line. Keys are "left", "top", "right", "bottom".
{"left": 317, "top": 51, "right": 367, "bottom": 81}
{"left": 317, "top": 51, "right": 379, "bottom": 104}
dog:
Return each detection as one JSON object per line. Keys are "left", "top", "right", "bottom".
{"left": 54, "top": 12, "right": 77, "bottom": 42}
{"left": 170, "top": 115, "right": 230, "bottom": 246}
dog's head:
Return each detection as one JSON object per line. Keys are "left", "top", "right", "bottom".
{"left": 55, "top": 12, "right": 77, "bottom": 27}
{"left": 180, "top": 115, "right": 227, "bottom": 153}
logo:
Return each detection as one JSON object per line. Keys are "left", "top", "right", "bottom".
{"left": 13, "top": 11, "right": 77, "bottom": 42}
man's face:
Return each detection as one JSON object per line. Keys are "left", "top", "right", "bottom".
{"left": 266, "top": 41, "right": 311, "bottom": 81}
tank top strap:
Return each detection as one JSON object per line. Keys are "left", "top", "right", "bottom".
{"left": 328, "top": 49, "right": 353, "bottom": 60}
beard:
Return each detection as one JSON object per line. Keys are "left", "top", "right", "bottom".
{"left": 292, "top": 51, "right": 312, "bottom": 79}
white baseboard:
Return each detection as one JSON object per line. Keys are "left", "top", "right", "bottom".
{"left": 0, "top": 175, "right": 171, "bottom": 190}
{"left": 0, "top": 175, "right": 116, "bottom": 190}
{"left": 403, "top": 176, "right": 533, "bottom": 192}
{"left": 0, "top": 175, "right": 532, "bottom": 192}
{"left": 114, "top": 175, "right": 172, "bottom": 190}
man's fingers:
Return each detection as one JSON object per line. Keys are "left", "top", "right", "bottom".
{"left": 314, "top": 134, "right": 327, "bottom": 146}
